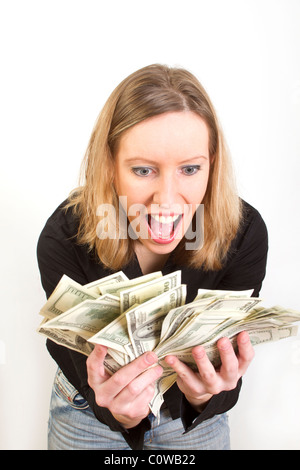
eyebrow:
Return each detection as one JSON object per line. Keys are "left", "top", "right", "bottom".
{"left": 123, "top": 155, "right": 209, "bottom": 164}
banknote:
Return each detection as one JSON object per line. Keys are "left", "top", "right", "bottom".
{"left": 120, "top": 271, "right": 181, "bottom": 313}
{"left": 84, "top": 271, "right": 129, "bottom": 295}
{"left": 38, "top": 318, "right": 94, "bottom": 356}
{"left": 161, "top": 324, "right": 299, "bottom": 371}
{"left": 99, "top": 271, "right": 162, "bottom": 296}
{"left": 39, "top": 271, "right": 126, "bottom": 320}
{"left": 37, "top": 270, "right": 300, "bottom": 417}
{"left": 125, "top": 284, "right": 186, "bottom": 356}
{"left": 41, "top": 296, "right": 121, "bottom": 340}
{"left": 88, "top": 309, "right": 133, "bottom": 355}
{"left": 39, "top": 275, "right": 98, "bottom": 320}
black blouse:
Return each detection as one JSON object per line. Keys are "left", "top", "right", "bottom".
{"left": 37, "top": 198, "right": 268, "bottom": 450}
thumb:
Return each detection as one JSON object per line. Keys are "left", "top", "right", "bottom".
{"left": 93, "top": 344, "right": 108, "bottom": 361}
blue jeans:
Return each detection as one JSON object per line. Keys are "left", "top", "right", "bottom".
{"left": 48, "top": 368, "right": 230, "bottom": 450}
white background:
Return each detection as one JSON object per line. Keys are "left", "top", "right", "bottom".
{"left": 1, "top": 0, "right": 299, "bottom": 450}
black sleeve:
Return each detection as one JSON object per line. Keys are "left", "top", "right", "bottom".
{"left": 179, "top": 203, "right": 268, "bottom": 431}
{"left": 181, "top": 378, "right": 242, "bottom": 433}
{"left": 37, "top": 212, "right": 150, "bottom": 450}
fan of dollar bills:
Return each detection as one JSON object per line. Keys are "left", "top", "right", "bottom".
{"left": 37, "top": 270, "right": 300, "bottom": 416}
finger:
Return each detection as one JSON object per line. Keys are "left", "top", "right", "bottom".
{"left": 164, "top": 354, "right": 198, "bottom": 383}
{"left": 192, "top": 346, "right": 218, "bottom": 391}
{"left": 236, "top": 331, "right": 255, "bottom": 375}
{"left": 217, "top": 337, "right": 239, "bottom": 386}
{"left": 102, "top": 351, "right": 158, "bottom": 399}
{"left": 87, "top": 345, "right": 109, "bottom": 387}
{"left": 165, "top": 346, "right": 216, "bottom": 397}
{"left": 117, "top": 364, "right": 162, "bottom": 404}
{"left": 111, "top": 384, "right": 155, "bottom": 427}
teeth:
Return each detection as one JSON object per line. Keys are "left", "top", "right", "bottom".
{"left": 151, "top": 214, "right": 180, "bottom": 224}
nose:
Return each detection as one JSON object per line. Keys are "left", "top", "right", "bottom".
{"left": 152, "top": 171, "right": 178, "bottom": 208}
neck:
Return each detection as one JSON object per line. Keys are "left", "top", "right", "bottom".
{"left": 134, "top": 243, "right": 170, "bottom": 275}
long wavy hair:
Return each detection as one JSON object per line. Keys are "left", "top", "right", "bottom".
{"left": 66, "top": 64, "right": 242, "bottom": 271}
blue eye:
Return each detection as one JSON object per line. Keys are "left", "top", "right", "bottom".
{"left": 181, "top": 165, "right": 201, "bottom": 175}
{"left": 131, "top": 167, "right": 153, "bottom": 177}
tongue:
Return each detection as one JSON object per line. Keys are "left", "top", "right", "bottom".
{"left": 149, "top": 216, "right": 173, "bottom": 239}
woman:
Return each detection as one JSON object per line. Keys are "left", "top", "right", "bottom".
{"left": 37, "top": 64, "right": 268, "bottom": 450}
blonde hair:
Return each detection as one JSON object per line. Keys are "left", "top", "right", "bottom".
{"left": 66, "top": 64, "right": 242, "bottom": 271}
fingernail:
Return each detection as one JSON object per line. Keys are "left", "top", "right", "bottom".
{"left": 193, "top": 346, "right": 205, "bottom": 359}
{"left": 218, "top": 338, "right": 231, "bottom": 350}
{"left": 145, "top": 352, "right": 157, "bottom": 364}
{"left": 95, "top": 344, "right": 107, "bottom": 355}
{"left": 165, "top": 356, "right": 175, "bottom": 366}
{"left": 239, "top": 332, "right": 250, "bottom": 344}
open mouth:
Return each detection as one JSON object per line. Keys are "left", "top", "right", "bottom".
{"left": 146, "top": 213, "right": 183, "bottom": 244}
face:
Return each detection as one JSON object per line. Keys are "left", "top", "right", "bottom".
{"left": 114, "top": 111, "right": 210, "bottom": 257}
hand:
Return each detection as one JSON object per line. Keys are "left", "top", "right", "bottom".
{"left": 164, "top": 331, "right": 254, "bottom": 412}
{"left": 86, "top": 345, "right": 163, "bottom": 429}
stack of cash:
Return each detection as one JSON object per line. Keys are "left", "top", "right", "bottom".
{"left": 37, "top": 270, "right": 300, "bottom": 416}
